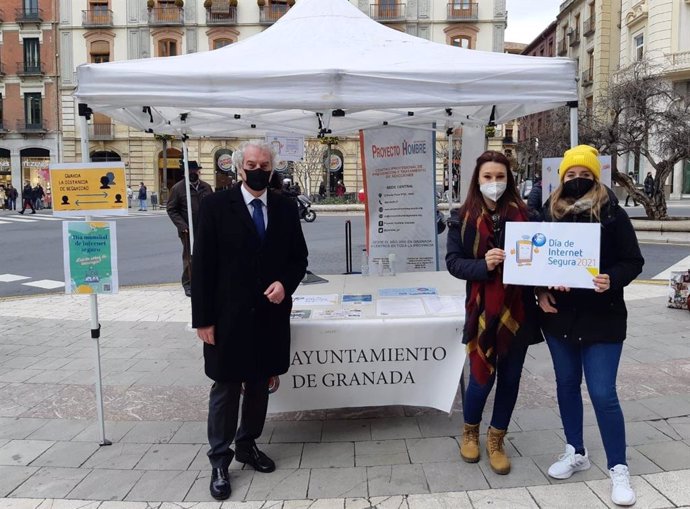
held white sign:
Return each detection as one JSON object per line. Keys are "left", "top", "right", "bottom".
{"left": 503, "top": 222, "right": 601, "bottom": 289}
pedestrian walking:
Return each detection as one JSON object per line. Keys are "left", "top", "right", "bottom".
{"left": 536, "top": 145, "right": 644, "bottom": 506}
{"left": 624, "top": 171, "right": 638, "bottom": 207}
{"left": 137, "top": 182, "right": 148, "bottom": 211}
{"left": 19, "top": 182, "right": 36, "bottom": 214}
{"left": 127, "top": 185, "right": 133, "bottom": 208}
{"left": 644, "top": 172, "right": 654, "bottom": 198}
{"left": 166, "top": 161, "right": 213, "bottom": 297}
{"left": 446, "top": 150, "right": 541, "bottom": 475}
{"left": 0, "top": 185, "right": 6, "bottom": 210}
{"left": 7, "top": 184, "right": 18, "bottom": 210}
{"left": 191, "top": 141, "right": 308, "bottom": 500}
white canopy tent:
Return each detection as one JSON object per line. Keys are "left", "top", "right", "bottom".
{"left": 75, "top": 0, "right": 578, "bottom": 138}
{"left": 72, "top": 0, "right": 578, "bottom": 445}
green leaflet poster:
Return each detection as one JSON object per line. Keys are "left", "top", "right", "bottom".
{"left": 63, "top": 221, "right": 119, "bottom": 294}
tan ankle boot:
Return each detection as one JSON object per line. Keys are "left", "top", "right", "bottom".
{"left": 486, "top": 426, "right": 510, "bottom": 474}
{"left": 460, "top": 423, "right": 480, "bottom": 463}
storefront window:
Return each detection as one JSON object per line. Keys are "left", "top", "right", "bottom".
{"left": 0, "top": 148, "right": 11, "bottom": 187}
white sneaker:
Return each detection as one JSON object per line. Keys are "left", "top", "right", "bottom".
{"left": 610, "top": 464, "right": 636, "bottom": 506}
{"left": 547, "top": 444, "right": 591, "bottom": 479}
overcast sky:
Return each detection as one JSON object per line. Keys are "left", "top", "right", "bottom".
{"left": 505, "top": 0, "right": 560, "bottom": 44}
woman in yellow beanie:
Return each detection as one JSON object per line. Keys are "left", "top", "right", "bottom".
{"left": 446, "top": 150, "right": 541, "bottom": 475}
{"left": 536, "top": 144, "right": 644, "bottom": 506}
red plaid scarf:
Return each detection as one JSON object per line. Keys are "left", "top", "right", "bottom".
{"left": 462, "top": 203, "right": 527, "bottom": 384}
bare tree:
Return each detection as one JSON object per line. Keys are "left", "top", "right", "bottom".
{"left": 580, "top": 60, "right": 690, "bottom": 219}
{"left": 291, "top": 140, "right": 326, "bottom": 198}
{"left": 516, "top": 106, "right": 571, "bottom": 177}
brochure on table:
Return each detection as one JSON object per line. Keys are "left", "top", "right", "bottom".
{"left": 503, "top": 222, "right": 601, "bottom": 289}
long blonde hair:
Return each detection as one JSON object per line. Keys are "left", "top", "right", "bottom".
{"left": 549, "top": 179, "right": 609, "bottom": 221}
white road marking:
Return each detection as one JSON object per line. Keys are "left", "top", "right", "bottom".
{"left": 653, "top": 255, "right": 690, "bottom": 280}
{"left": 22, "top": 279, "right": 65, "bottom": 290}
{"left": 0, "top": 274, "right": 32, "bottom": 282}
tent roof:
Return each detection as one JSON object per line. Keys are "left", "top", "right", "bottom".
{"left": 75, "top": 0, "right": 577, "bottom": 137}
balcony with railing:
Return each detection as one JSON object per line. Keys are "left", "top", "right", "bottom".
{"left": 15, "top": 7, "right": 43, "bottom": 23}
{"left": 581, "top": 68, "right": 593, "bottom": 86}
{"left": 16, "top": 62, "right": 45, "bottom": 77}
{"left": 569, "top": 30, "right": 580, "bottom": 47}
{"left": 447, "top": 2, "right": 477, "bottom": 20}
{"left": 666, "top": 51, "right": 690, "bottom": 78}
{"left": 16, "top": 120, "right": 47, "bottom": 134}
{"left": 557, "top": 38, "right": 567, "bottom": 56}
{"left": 82, "top": 9, "right": 113, "bottom": 27}
{"left": 89, "top": 123, "right": 114, "bottom": 140}
{"left": 259, "top": 4, "right": 289, "bottom": 24}
{"left": 206, "top": 6, "right": 237, "bottom": 25}
{"left": 583, "top": 16, "right": 595, "bottom": 36}
{"left": 370, "top": 3, "right": 406, "bottom": 22}
{"left": 148, "top": 7, "right": 184, "bottom": 26}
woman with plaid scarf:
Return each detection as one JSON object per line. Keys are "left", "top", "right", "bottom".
{"left": 446, "top": 150, "right": 541, "bottom": 475}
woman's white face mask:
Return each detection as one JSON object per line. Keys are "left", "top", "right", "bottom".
{"left": 479, "top": 182, "right": 507, "bottom": 202}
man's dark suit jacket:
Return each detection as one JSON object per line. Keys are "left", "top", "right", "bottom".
{"left": 191, "top": 184, "right": 308, "bottom": 382}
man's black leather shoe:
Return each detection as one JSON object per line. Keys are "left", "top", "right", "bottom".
{"left": 209, "top": 467, "right": 231, "bottom": 500}
{"left": 235, "top": 444, "right": 276, "bottom": 473}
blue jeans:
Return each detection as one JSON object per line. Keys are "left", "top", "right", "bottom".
{"left": 545, "top": 336, "right": 626, "bottom": 469}
{"left": 139, "top": 198, "right": 147, "bottom": 210}
{"left": 463, "top": 341, "right": 528, "bottom": 430}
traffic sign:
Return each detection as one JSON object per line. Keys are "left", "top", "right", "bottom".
{"left": 50, "top": 162, "right": 128, "bottom": 217}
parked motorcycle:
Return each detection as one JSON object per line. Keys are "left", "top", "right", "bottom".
{"left": 296, "top": 194, "right": 316, "bottom": 222}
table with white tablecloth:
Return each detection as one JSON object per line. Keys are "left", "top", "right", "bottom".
{"left": 267, "top": 271, "right": 467, "bottom": 413}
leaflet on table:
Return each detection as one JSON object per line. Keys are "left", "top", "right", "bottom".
{"left": 503, "top": 222, "right": 601, "bottom": 289}
{"left": 342, "top": 294, "right": 373, "bottom": 304}
{"left": 378, "top": 287, "right": 437, "bottom": 297}
{"left": 421, "top": 295, "right": 464, "bottom": 315}
{"left": 376, "top": 298, "right": 427, "bottom": 317}
{"left": 292, "top": 294, "right": 339, "bottom": 306}
{"left": 290, "top": 310, "right": 312, "bottom": 320}
{"left": 312, "top": 308, "right": 365, "bottom": 319}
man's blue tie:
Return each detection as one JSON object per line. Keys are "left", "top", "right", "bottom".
{"left": 251, "top": 198, "right": 265, "bottom": 241}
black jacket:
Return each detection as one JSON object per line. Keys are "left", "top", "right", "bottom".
{"left": 539, "top": 189, "right": 644, "bottom": 343}
{"left": 446, "top": 209, "right": 542, "bottom": 347}
{"left": 166, "top": 178, "right": 213, "bottom": 235}
{"left": 191, "top": 185, "right": 309, "bottom": 382}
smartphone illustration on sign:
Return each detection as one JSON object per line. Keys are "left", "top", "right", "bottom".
{"left": 515, "top": 238, "right": 533, "bottom": 266}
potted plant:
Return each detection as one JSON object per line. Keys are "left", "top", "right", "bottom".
{"left": 257, "top": 0, "right": 265, "bottom": 7}
{"left": 147, "top": 0, "right": 155, "bottom": 9}
{"left": 204, "top": 0, "right": 212, "bottom": 8}
{"left": 287, "top": 0, "right": 295, "bottom": 5}
{"left": 229, "top": 0, "right": 237, "bottom": 6}
{"left": 174, "top": 0, "right": 184, "bottom": 7}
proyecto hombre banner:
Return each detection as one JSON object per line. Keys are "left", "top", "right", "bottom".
{"left": 360, "top": 126, "right": 438, "bottom": 273}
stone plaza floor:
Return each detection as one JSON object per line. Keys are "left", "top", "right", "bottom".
{"left": 0, "top": 282, "right": 689, "bottom": 508}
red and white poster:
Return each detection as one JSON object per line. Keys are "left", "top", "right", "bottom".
{"left": 360, "top": 126, "right": 438, "bottom": 273}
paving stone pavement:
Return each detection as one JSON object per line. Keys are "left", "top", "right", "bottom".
{"left": 0, "top": 282, "right": 689, "bottom": 507}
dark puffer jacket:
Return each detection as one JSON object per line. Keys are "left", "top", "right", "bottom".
{"left": 539, "top": 188, "right": 644, "bottom": 344}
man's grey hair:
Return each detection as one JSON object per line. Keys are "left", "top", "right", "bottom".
{"left": 231, "top": 140, "right": 279, "bottom": 170}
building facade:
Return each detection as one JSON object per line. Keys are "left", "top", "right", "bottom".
{"left": 517, "top": 21, "right": 557, "bottom": 178}
{"left": 0, "top": 0, "right": 60, "bottom": 203}
{"left": 56, "top": 0, "right": 508, "bottom": 200}
{"left": 618, "top": 0, "right": 690, "bottom": 197}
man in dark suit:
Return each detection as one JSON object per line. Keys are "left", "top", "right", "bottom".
{"left": 191, "top": 141, "right": 308, "bottom": 501}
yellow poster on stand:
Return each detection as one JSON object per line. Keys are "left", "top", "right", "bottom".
{"left": 50, "top": 162, "right": 128, "bottom": 217}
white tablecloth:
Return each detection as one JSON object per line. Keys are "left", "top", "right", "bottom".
{"left": 268, "top": 271, "right": 467, "bottom": 413}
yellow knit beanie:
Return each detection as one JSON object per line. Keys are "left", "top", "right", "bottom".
{"left": 559, "top": 145, "right": 601, "bottom": 180}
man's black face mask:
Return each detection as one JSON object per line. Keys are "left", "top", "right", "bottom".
{"left": 244, "top": 169, "right": 272, "bottom": 191}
